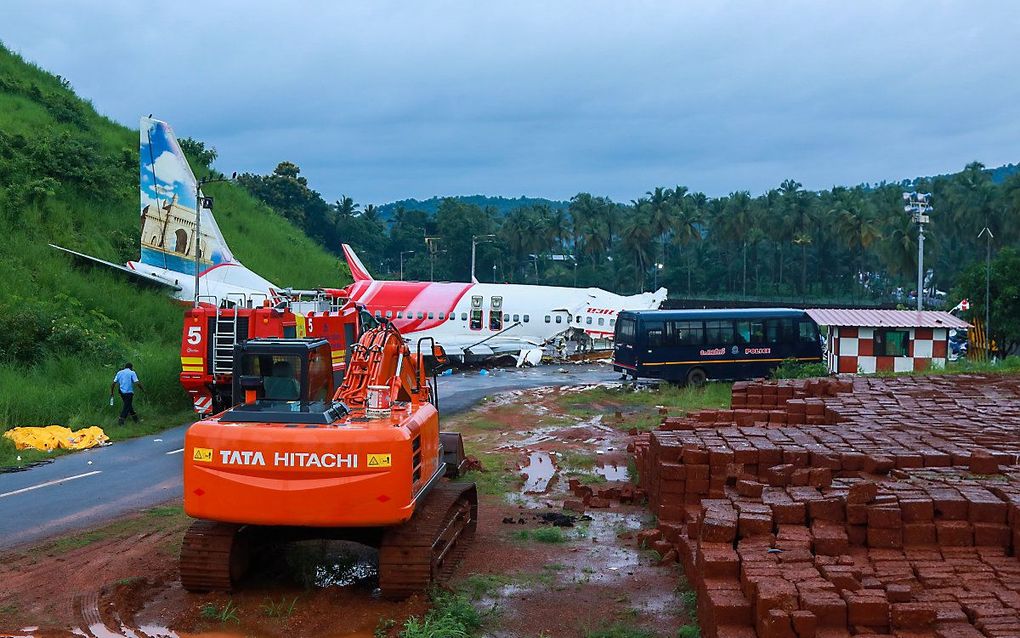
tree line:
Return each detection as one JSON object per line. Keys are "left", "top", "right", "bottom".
{"left": 235, "top": 160, "right": 1019, "bottom": 306}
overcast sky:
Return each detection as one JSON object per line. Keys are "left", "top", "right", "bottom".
{"left": 2, "top": 1, "right": 1018, "bottom": 204}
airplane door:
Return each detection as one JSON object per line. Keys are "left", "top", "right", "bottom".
{"left": 489, "top": 296, "right": 503, "bottom": 331}
{"left": 469, "top": 295, "right": 483, "bottom": 331}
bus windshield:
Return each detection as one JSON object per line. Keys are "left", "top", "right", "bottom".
{"left": 617, "top": 317, "right": 637, "bottom": 344}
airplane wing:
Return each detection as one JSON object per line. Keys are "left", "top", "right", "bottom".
{"left": 428, "top": 333, "right": 546, "bottom": 358}
{"left": 49, "top": 244, "right": 182, "bottom": 291}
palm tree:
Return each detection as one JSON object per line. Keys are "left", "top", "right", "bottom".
{"left": 646, "top": 187, "right": 675, "bottom": 267}
{"left": 335, "top": 196, "right": 359, "bottom": 218}
{"left": 620, "top": 209, "right": 653, "bottom": 291}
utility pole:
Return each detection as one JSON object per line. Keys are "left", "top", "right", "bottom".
{"left": 193, "top": 172, "right": 235, "bottom": 306}
{"left": 902, "top": 192, "right": 933, "bottom": 312}
{"left": 978, "top": 227, "right": 994, "bottom": 351}
{"left": 424, "top": 237, "right": 440, "bottom": 281}
{"left": 471, "top": 234, "right": 495, "bottom": 282}
{"left": 399, "top": 250, "right": 415, "bottom": 280}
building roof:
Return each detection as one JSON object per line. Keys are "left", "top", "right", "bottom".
{"left": 805, "top": 308, "right": 971, "bottom": 329}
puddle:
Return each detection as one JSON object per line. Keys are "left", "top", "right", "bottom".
{"left": 520, "top": 451, "right": 556, "bottom": 493}
{"left": 284, "top": 540, "right": 377, "bottom": 589}
{"left": 596, "top": 462, "right": 629, "bottom": 481}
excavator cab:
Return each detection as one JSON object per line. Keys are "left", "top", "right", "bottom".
{"left": 225, "top": 338, "right": 349, "bottom": 424}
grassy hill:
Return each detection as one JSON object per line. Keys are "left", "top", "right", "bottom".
{"left": 0, "top": 42, "right": 347, "bottom": 466}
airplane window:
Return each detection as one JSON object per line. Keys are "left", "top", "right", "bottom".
{"left": 598, "top": 317, "right": 604, "bottom": 326}
{"left": 504, "top": 313, "right": 509, "bottom": 321}
{"left": 416, "top": 312, "right": 424, "bottom": 319}
{"left": 576, "top": 317, "right": 581, "bottom": 324}
{"left": 461, "top": 312, "right": 467, "bottom": 321}
{"left": 610, "top": 319, "right": 615, "bottom": 326}
{"left": 386, "top": 310, "right": 393, "bottom": 318}
{"left": 428, "top": 312, "right": 434, "bottom": 319}
{"left": 374, "top": 310, "right": 382, "bottom": 318}
{"left": 523, "top": 314, "right": 530, "bottom": 323}
{"left": 512, "top": 314, "right": 520, "bottom": 322}
{"left": 397, "top": 311, "right": 403, "bottom": 319}
{"left": 556, "top": 316, "right": 562, "bottom": 324}
{"left": 545, "top": 315, "right": 551, "bottom": 323}
{"left": 586, "top": 317, "right": 593, "bottom": 325}
{"left": 439, "top": 312, "right": 445, "bottom": 320}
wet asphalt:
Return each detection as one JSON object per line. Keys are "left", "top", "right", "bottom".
{"left": 0, "top": 363, "right": 618, "bottom": 549}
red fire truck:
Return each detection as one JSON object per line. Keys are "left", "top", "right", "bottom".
{"left": 179, "top": 290, "right": 365, "bottom": 415}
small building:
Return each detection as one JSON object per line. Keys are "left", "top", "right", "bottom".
{"left": 805, "top": 309, "right": 970, "bottom": 374}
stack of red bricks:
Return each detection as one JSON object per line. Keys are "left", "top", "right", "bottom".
{"left": 631, "top": 375, "right": 1020, "bottom": 638}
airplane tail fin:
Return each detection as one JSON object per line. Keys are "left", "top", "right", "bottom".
{"left": 138, "top": 116, "right": 237, "bottom": 275}
{"left": 341, "top": 243, "right": 374, "bottom": 282}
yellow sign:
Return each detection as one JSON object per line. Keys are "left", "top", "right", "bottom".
{"left": 193, "top": 447, "right": 213, "bottom": 462}
{"left": 367, "top": 453, "right": 392, "bottom": 468}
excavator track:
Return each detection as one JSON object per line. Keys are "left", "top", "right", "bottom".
{"left": 179, "top": 520, "right": 250, "bottom": 592}
{"left": 378, "top": 481, "right": 477, "bottom": 599}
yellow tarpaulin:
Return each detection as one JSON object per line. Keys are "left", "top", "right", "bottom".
{"left": 2, "top": 425, "right": 109, "bottom": 451}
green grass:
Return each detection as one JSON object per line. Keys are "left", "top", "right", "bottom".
{"left": 677, "top": 625, "right": 700, "bottom": 638}
{"left": 559, "top": 383, "right": 732, "bottom": 414}
{"left": 457, "top": 450, "right": 515, "bottom": 496}
{"left": 872, "top": 355, "right": 1020, "bottom": 378}
{"left": 20, "top": 504, "right": 187, "bottom": 556}
{"left": 200, "top": 600, "right": 239, "bottom": 624}
{"left": 261, "top": 596, "right": 299, "bottom": 618}
{"left": 0, "top": 41, "right": 347, "bottom": 466}
{"left": 513, "top": 527, "right": 568, "bottom": 543}
{"left": 584, "top": 623, "right": 658, "bottom": 638}
{"left": 459, "top": 573, "right": 514, "bottom": 600}
{"left": 399, "top": 590, "right": 482, "bottom": 638}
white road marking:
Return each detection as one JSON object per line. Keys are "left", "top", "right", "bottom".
{"left": 166, "top": 448, "right": 185, "bottom": 455}
{"left": 0, "top": 470, "right": 103, "bottom": 499}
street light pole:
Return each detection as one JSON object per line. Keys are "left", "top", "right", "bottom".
{"left": 193, "top": 172, "right": 236, "bottom": 306}
{"left": 903, "top": 192, "right": 933, "bottom": 312}
{"left": 424, "top": 237, "right": 439, "bottom": 282}
{"left": 400, "top": 250, "right": 415, "bottom": 280}
{"left": 978, "top": 227, "right": 994, "bottom": 349}
{"left": 471, "top": 234, "right": 495, "bottom": 283}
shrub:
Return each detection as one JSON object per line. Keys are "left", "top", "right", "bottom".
{"left": 770, "top": 358, "right": 830, "bottom": 379}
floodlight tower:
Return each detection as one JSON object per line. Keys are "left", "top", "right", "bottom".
{"left": 902, "top": 192, "right": 933, "bottom": 312}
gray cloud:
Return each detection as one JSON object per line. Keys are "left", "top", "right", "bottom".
{"left": 1, "top": 1, "right": 1017, "bottom": 203}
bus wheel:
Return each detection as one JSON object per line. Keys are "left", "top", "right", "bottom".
{"left": 686, "top": 368, "right": 707, "bottom": 388}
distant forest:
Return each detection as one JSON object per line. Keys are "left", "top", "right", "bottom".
{"left": 235, "top": 160, "right": 1020, "bottom": 307}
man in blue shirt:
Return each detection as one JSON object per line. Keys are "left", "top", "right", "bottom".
{"left": 110, "top": 362, "right": 145, "bottom": 425}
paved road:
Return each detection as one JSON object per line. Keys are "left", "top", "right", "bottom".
{"left": 0, "top": 364, "right": 618, "bottom": 549}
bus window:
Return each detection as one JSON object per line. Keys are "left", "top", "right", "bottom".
{"left": 798, "top": 321, "right": 818, "bottom": 344}
{"left": 737, "top": 320, "right": 765, "bottom": 344}
{"left": 670, "top": 320, "right": 704, "bottom": 345}
{"left": 617, "top": 317, "right": 636, "bottom": 343}
{"left": 705, "top": 320, "right": 733, "bottom": 344}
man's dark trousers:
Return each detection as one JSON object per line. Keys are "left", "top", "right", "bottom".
{"left": 119, "top": 391, "right": 137, "bottom": 424}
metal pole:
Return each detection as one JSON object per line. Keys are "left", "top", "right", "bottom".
{"left": 194, "top": 180, "right": 202, "bottom": 307}
{"left": 979, "top": 227, "right": 993, "bottom": 352}
{"left": 916, "top": 223, "right": 924, "bottom": 312}
{"left": 471, "top": 238, "right": 477, "bottom": 282}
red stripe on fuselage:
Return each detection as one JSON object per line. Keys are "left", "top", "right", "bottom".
{"left": 342, "top": 281, "right": 474, "bottom": 333}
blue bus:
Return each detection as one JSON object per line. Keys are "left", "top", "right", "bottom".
{"left": 612, "top": 308, "right": 823, "bottom": 385}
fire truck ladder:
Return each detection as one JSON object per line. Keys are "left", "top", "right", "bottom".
{"left": 212, "top": 304, "right": 240, "bottom": 376}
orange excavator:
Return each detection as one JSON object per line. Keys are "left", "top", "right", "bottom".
{"left": 179, "top": 321, "right": 476, "bottom": 598}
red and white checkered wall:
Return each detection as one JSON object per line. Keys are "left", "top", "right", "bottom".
{"left": 824, "top": 326, "right": 948, "bottom": 374}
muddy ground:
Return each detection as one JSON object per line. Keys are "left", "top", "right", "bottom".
{"left": 0, "top": 382, "right": 707, "bottom": 638}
